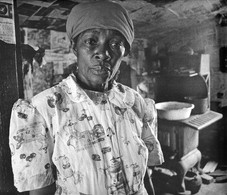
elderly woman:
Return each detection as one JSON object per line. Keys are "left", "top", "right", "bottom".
{"left": 9, "top": 1, "right": 163, "bottom": 195}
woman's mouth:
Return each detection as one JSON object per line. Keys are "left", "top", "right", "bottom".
{"left": 91, "top": 66, "right": 108, "bottom": 75}
{"left": 91, "top": 64, "right": 112, "bottom": 75}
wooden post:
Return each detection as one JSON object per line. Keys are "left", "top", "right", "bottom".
{"left": 0, "top": 0, "right": 26, "bottom": 194}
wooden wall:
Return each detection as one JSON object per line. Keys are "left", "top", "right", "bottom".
{"left": 0, "top": 0, "right": 25, "bottom": 194}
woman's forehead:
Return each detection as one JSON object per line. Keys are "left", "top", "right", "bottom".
{"left": 80, "top": 28, "right": 124, "bottom": 38}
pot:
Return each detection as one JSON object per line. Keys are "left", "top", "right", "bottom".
{"left": 184, "top": 96, "right": 208, "bottom": 114}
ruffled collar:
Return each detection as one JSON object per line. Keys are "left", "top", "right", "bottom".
{"left": 60, "top": 74, "right": 135, "bottom": 109}
{"left": 83, "top": 88, "right": 111, "bottom": 105}
{"left": 61, "top": 74, "right": 115, "bottom": 105}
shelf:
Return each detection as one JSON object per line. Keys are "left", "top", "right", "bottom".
{"left": 181, "top": 110, "right": 223, "bottom": 130}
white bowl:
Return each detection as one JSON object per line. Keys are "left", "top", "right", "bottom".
{"left": 155, "top": 101, "right": 194, "bottom": 120}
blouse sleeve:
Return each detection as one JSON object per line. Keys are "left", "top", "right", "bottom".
{"left": 141, "top": 98, "right": 164, "bottom": 166}
{"left": 9, "top": 99, "right": 55, "bottom": 192}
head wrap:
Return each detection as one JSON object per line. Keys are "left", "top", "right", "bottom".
{"left": 66, "top": 1, "right": 134, "bottom": 50}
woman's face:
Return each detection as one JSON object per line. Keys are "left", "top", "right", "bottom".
{"left": 74, "top": 28, "right": 127, "bottom": 91}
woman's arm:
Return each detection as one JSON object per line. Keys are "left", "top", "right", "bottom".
{"left": 9, "top": 99, "right": 56, "bottom": 193}
{"left": 29, "top": 183, "right": 56, "bottom": 195}
{"left": 141, "top": 98, "right": 164, "bottom": 166}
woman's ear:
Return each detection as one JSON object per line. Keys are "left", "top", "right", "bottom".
{"left": 123, "top": 44, "right": 130, "bottom": 57}
{"left": 71, "top": 41, "right": 77, "bottom": 56}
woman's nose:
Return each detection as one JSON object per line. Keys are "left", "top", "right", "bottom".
{"left": 94, "top": 45, "right": 111, "bottom": 61}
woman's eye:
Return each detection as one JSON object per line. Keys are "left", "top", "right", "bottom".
{"left": 85, "top": 38, "right": 97, "bottom": 46}
{"left": 110, "top": 41, "right": 124, "bottom": 50}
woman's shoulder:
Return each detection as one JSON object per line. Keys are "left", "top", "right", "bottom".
{"left": 32, "top": 86, "right": 57, "bottom": 106}
{"left": 115, "top": 83, "right": 156, "bottom": 118}
{"left": 30, "top": 81, "right": 67, "bottom": 113}
{"left": 114, "top": 83, "right": 137, "bottom": 104}
{"left": 115, "top": 82, "right": 140, "bottom": 97}
{"left": 114, "top": 82, "right": 147, "bottom": 110}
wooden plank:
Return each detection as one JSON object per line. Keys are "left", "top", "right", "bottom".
{"left": 203, "top": 161, "right": 218, "bottom": 173}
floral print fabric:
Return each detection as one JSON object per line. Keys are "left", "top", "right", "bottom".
{"left": 9, "top": 74, "right": 163, "bottom": 195}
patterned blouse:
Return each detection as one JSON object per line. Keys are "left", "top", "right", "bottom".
{"left": 9, "top": 74, "right": 164, "bottom": 195}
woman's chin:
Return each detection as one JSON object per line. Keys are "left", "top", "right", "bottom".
{"left": 86, "top": 77, "right": 107, "bottom": 90}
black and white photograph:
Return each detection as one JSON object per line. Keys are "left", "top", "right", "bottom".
{"left": 0, "top": 0, "right": 227, "bottom": 195}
